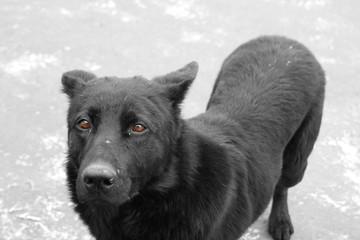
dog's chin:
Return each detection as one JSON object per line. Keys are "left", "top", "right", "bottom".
{"left": 77, "top": 194, "right": 132, "bottom": 206}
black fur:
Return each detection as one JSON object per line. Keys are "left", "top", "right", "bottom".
{"left": 62, "top": 36, "right": 325, "bottom": 240}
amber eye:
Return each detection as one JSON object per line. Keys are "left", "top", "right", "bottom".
{"left": 78, "top": 119, "right": 91, "bottom": 129}
{"left": 131, "top": 124, "right": 146, "bottom": 133}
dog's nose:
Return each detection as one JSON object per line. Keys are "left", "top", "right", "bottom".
{"left": 82, "top": 165, "right": 116, "bottom": 191}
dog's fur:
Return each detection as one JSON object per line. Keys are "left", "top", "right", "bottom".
{"left": 62, "top": 36, "right": 325, "bottom": 240}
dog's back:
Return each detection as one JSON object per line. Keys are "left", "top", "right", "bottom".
{"left": 207, "top": 36, "right": 324, "bottom": 142}
{"left": 193, "top": 36, "right": 325, "bottom": 239}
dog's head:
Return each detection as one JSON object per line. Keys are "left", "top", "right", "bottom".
{"left": 62, "top": 62, "right": 198, "bottom": 206}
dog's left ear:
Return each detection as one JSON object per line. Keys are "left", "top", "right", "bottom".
{"left": 153, "top": 61, "right": 198, "bottom": 105}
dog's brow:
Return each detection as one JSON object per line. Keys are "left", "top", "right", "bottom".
{"left": 120, "top": 107, "right": 138, "bottom": 130}
{"left": 88, "top": 107, "right": 100, "bottom": 119}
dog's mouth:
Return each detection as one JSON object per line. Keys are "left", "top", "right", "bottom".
{"left": 84, "top": 197, "right": 112, "bottom": 205}
{"left": 77, "top": 192, "right": 132, "bottom": 206}
{"left": 76, "top": 179, "right": 139, "bottom": 206}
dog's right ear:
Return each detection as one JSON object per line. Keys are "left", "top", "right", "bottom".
{"left": 153, "top": 62, "right": 198, "bottom": 106}
{"left": 61, "top": 70, "right": 97, "bottom": 98}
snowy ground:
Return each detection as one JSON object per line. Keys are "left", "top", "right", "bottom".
{"left": 0, "top": 0, "right": 359, "bottom": 239}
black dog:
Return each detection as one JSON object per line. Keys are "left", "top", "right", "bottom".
{"left": 62, "top": 36, "right": 325, "bottom": 240}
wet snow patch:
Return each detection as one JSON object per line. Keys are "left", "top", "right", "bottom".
{"left": 164, "top": 0, "right": 208, "bottom": 20}
{"left": 2, "top": 52, "right": 58, "bottom": 76}
{"left": 181, "top": 31, "right": 203, "bottom": 43}
{"left": 84, "top": 62, "right": 102, "bottom": 71}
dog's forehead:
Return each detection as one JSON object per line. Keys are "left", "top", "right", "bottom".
{"left": 79, "top": 76, "right": 159, "bottom": 111}
{"left": 89, "top": 76, "right": 150, "bottom": 91}
{"left": 84, "top": 76, "right": 153, "bottom": 98}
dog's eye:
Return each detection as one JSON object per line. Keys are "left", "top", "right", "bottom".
{"left": 78, "top": 119, "right": 91, "bottom": 129}
{"left": 131, "top": 124, "right": 146, "bottom": 133}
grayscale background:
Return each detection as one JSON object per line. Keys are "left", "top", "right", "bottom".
{"left": 0, "top": 0, "right": 359, "bottom": 239}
